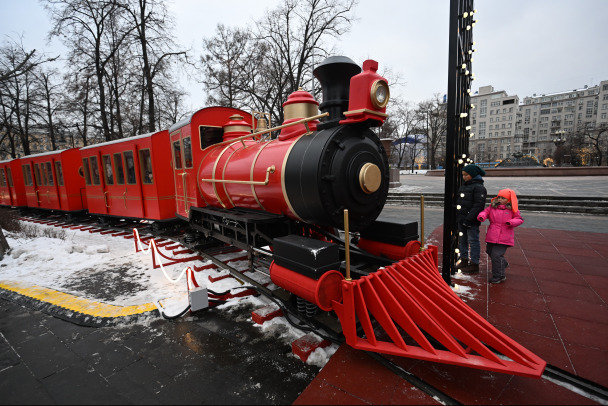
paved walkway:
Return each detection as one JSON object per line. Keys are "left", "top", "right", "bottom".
{"left": 394, "top": 174, "right": 608, "bottom": 197}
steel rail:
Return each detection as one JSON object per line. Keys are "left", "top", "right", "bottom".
{"left": 543, "top": 364, "right": 608, "bottom": 404}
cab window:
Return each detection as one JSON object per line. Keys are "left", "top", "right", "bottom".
{"left": 102, "top": 155, "right": 114, "bottom": 185}
{"left": 82, "top": 158, "right": 92, "bottom": 185}
{"left": 55, "top": 162, "right": 64, "bottom": 186}
{"left": 113, "top": 153, "right": 125, "bottom": 185}
{"left": 123, "top": 151, "right": 136, "bottom": 185}
{"left": 183, "top": 137, "right": 193, "bottom": 168}
{"left": 90, "top": 156, "right": 100, "bottom": 185}
{"left": 173, "top": 140, "right": 182, "bottom": 169}
{"left": 139, "top": 149, "right": 153, "bottom": 184}
{"left": 34, "top": 164, "right": 42, "bottom": 186}
{"left": 22, "top": 165, "right": 33, "bottom": 186}
{"left": 200, "top": 126, "right": 223, "bottom": 149}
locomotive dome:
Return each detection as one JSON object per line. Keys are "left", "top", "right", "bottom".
{"left": 279, "top": 88, "right": 320, "bottom": 140}
{"left": 282, "top": 88, "right": 319, "bottom": 121}
{"left": 222, "top": 114, "right": 252, "bottom": 141}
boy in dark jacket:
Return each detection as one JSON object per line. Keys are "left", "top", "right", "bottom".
{"left": 456, "top": 164, "right": 487, "bottom": 273}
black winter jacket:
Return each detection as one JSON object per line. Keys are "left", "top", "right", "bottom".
{"left": 456, "top": 178, "right": 487, "bottom": 226}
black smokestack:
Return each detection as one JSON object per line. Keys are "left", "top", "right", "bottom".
{"left": 313, "top": 56, "right": 361, "bottom": 127}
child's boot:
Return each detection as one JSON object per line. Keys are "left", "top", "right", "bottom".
{"left": 461, "top": 262, "right": 479, "bottom": 274}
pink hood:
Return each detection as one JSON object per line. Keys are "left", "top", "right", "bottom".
{"left": 477, "top": 205, "right": 524, "bottom": 246}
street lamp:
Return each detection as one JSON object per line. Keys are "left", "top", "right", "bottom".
{"left": 552, "top": 130, "right": 567, "bottom": 147}
{"left": 552, "top": 130, "right": 567, "bottom": 166}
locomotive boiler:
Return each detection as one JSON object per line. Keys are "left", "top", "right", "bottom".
{"left": 193, "top": 56, "right": 390, "bottom": 233}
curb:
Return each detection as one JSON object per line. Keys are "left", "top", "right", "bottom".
{"left": 0, "top": 281, "right": 159, "bottom": 327}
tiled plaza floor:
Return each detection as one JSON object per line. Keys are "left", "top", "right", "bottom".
{"left": 294, "top": 226, "right": 608, "bottom": 405}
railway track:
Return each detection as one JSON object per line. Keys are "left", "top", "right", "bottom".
{"left": 7, "top": 210, "right": 608, "bottom": 404}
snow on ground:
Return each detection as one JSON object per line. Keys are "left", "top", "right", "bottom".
{"left": 0, "top": 219, "right": 339, "bottom": 367}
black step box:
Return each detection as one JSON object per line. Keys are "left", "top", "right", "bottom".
{"left": 272, "top": 235, "right": 340, "bottom": 280}
{"left": 360, "top": 218, "right": 418, "bottom": 246}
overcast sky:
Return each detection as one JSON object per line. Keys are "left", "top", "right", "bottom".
{"left": 2, "top": 0, "right": 607, "bottom": 110}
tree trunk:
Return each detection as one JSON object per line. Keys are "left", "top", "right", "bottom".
{"left": 0, "top": 226, "right": 9, "bottom": 260}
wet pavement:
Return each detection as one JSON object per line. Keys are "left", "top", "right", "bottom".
{"left": 1, "top": 174, "right": 607, "bottom": 405}
{"left": 0, "top": 299, "right": 318, "bottom": 404}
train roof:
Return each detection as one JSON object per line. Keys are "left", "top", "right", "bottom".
{"left": 168, "top": 106, "right": 253, "bottom": 134}
{"left": 80, "top": 131, "right": 163, "bottom": 150}
{"left": 169, "top": 116, "right": 192, "bottom": 134}
{"left": 16, "top": 148, "right": 76, "bottom": 159}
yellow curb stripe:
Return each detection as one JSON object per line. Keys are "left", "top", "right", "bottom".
{"left": 0, "top": 281, "right": 156, "bottom": 318}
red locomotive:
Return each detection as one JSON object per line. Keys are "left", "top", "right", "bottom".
{"left": 0, "top": 56, "right": 546, "bottom": 378}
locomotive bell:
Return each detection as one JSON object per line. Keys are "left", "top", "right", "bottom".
{"left": 222, "top": 114, "right": 252, "bottom": 141}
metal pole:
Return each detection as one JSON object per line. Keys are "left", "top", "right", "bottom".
{"left": 344, "top": 209, "right": 351, "bottom": 281}
{"left": 443, "top": 0, "right": 474, "bottom": 285}
{"left": 420, "top": 195, "right": 425, "bottom": 250}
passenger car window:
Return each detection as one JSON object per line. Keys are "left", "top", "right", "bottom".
{"left": 123, "top": 151, "right": 136, "bottom": 185}
{"left": 34, "top": 164, "right": 42, "bottom": 186}
{"left": 7, "top": 167, "right": 13, "bottom": 187}
{"left": 183, "top": 137, "right": 193, "bottom": 168}
{"left": 139, "top": 149, "right": 153, "bottom": 184}
{"left": 22, "top": 165, "right": 33, "bottom": 186}
{"left": 113, "top": 154, "right": 125, "bottom": 185}
{"left": 82, "top": 158, "right": 91, "bottom": 185}
{"left": 55, "top": 162, "right": 64, "bottom": 186}
{"left": 173, "top": 140, "right": 182, "bottom": 169}
{"left": 0, "top": 168, "right": 5, "bottom": 187}
{"left": 102, "top": 155, "right": 114, "bottom": 185}
{"left": 90, "top": 156, "right": 100, "bottom": 185}
{"left": 45, "top": 162, "right": 54, "bottom": 186}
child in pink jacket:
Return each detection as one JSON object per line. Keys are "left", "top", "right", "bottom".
{"left": 477, "top": 188, "right": 524, "bottom": 284}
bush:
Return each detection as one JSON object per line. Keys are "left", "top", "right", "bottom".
{"left": 0, "top": 208, "right": 65, "bottom": 240}
{"left": 0, "top": 208, "right": 22, "bottom": 233}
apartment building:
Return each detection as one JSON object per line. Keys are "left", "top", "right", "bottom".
{"left": 470, "top": 80, "right": 608, "bottom": 165}
{"left": 469, "top": 85, "right": 518, "bottom": 163}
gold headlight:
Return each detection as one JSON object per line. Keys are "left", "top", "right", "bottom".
{"left": 370, "top": 79, "right": 390, "bottom": 109}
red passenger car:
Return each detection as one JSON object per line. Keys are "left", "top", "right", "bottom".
{"left": 168, "top": 107, "right": 254, "bottom": 219}
{"left": 0, "top": 158, "right": 27, "bottom": 208}
{"left": 18, "top": 149, "right": 87, "bottom": 213}
{"left": 79, "top": 130, "right": 174, "bottom": 221}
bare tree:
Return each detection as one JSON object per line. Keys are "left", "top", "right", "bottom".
{"left": 34, "top": 68, "right": 63, "bottom": 150}
{"left": 0, "top": 45, "right": 57, "bottom": 83}
{"left": 63, "top": 69, "right": 96, "bottom": 147}
{"left": 585, "top": 123, "right": 608, "bottom": 166}
{"left": 416, "top": 94, "right": 447, "bottom": 169}
{"left": 0, "top": 40, "right": 42, "bottom": 156}
{"left": 124, "top": 0, "right": 187, "bottom": 132}
{"left": 45, "top": 0, "right": 135, "bottom": 141}
{"left": 200, "top": 0, "right": 357, "bottom": 125}
{"left": 255, "top": 0, "right": 356, "bottom": 123}
{"left": 201, "top": 24, "right": 252, "bottom": 109}
{"left": 1, "top": 37, "right": 57, "bottom": 158}
{"left": 386, "top": 101, "right": 421, "bottom": 170}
